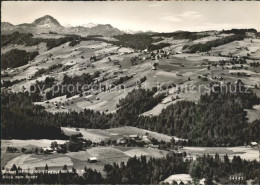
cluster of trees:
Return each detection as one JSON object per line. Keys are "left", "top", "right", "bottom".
{"left": 1, "top": 78, "right": 25, "bottom": 89}
{"left": 69, "top": 40, "right": 81, "bottom": 47}
{"left": 113, "top": 75, "right": 133, "bottom": 86}
{"left": 250, "top": 62, "right": 260, "bottom": 67}
{"left": 5, "top": 147, "right": 19, "bottom": 153}
{"left": 1, "top": 49, "right": 39, "bottom": 69}
{"left": 103, "top": 155, "right": 190, "bottom": 184}
{"left": 1, "top": 32, "right": 40, "bottom": 47}
{"left": 112, "top": 34, "right": 166, "bottom": 51}
{"left": 152, "top": 31, "right": 209, "bottom": 40}
{"left": 45, "top": 72, "right": 100, "bottom": 99}
{"left": 112, "top": 88, "right": 166, "bottom": 125}
{"left": 185, "top": 34, "right": 245, "bottom": 53}
{"left": 33, "top": 64, "right": 63, "bottom": 78}
{"left": 191, "top": 154, "right": 259, "bottom": 184}
{"left": 221, "top": 28, "right": 257, "bottom": 35}
{"left": 46, "top": 35, "right": 81, "bottom": 50}
{"left": 148, "top": 43, "right": 170, "bottom": 51}
{"left": 139, "top": 76, "right": 147, "bottom": 83}
{"left": 60, "top": 135, "right": 93, "bottom": 153}
{"left": 30, "top": 77, "right": 56, "bottom": 101}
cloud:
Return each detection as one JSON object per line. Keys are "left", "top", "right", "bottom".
{"left": 161, "top": 11, "right": 202, "bottom": 23}
{"left": 178, "top": 11, "right": 202, "bottom": 18}
{"left": 148, "top": 4, "right": 160, "bottom": 7}
{"left": 162, "top": 15, "right": 182, "bottom": 23}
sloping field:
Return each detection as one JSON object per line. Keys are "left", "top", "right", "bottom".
{"left": 211, "top": 38, "right": 260, "bottom": 57}
{"left": 65, "top": 147, "right": 130, "bottom": 172}
{"left": 1, "top": 139, "right": 67, "bottom": 168}
{"left": 62, "top": 127, "right": 110, "bottom": 142}
{"left": 87, "top": 147, "right": 129, "bottom": 164}
{"left": 5, "top": 154, "right": 73, "bottom": 170}
{"left": 123, "top": 147, "right": 168, "bottom": 158}
{"left": 180, "top": 146, "right": 259, "bottom": 161}
{"left": 62, "top": 126, "right": 186, "bottom": 142}
{"left": 1, "top": 139, "right": 67, "bottom": 149}
{"left": 107, "top": 126, "right": 184, "bottom": 142}
{"left": 1, "top": 152, "right": 22, "bottom": 168}
{"left": 66, "top": 146, "right": 169, "bottom": 172}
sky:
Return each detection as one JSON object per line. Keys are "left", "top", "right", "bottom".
{"left": 2, "top": 1, "right": 260, "bottom": 32}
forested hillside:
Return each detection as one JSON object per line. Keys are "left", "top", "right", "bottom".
{"left": 2, "top": 86, "right": 260, "bottom": 146}
{"left": 1, "top": 92, "right": 67, "bottom": 139}
{"left": 1, "top": 49, "right": 39, "bottom": 69}
{"left": 184, "top": 34, "right": 245, "bottom": 53}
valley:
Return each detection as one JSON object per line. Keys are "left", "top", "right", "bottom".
{"left": 1, "top": 14, "right": 260, "bottom": 184}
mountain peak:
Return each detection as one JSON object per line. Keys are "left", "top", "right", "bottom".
{"left": 32, "top": 15, "right": 61, "bottom": 27}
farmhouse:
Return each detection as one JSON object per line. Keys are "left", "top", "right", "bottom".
{"left": 142, "top": 135, "right": 151, "bottom": 143}
{"left": 88, "top": 157, "right": 98, "bottom": 163}
{"left": 129, "top": 135, "right": 138, "bottom": 139}
{"left": 145, "top": 144, "right": 159, "bottom": 149}
{"left": 250, "top": 142, "right": 258, "bottom": 147}
{"left": 43, "top": 147, "right": 54, "bottom": 154}
{"left": 117, "top": 138, "right": 127, "bottom": 144}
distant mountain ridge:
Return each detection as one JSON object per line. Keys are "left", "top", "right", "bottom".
{"left": 1, "top": 22, "right": 28, "bottom": 34}
{"left": 2, "top": 15, "right": 124, "bottom": 36}
{"left": 32, "top": 15, "right": 62, "bottom": 27}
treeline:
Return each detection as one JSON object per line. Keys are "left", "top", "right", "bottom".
{"left": 1, "top": 78, "right": 25, "bottom": 89}
{"left": 1, "top": 92, "right": 67, "bottom": 139}
{"left": 221, "top": 28, "right": 257, "bottom": 35}
{"left": 152, "top": 31, "right": 209, "bottom": 40}
{"left": 1, "top": 154, "right": 189, "bottom": 184}
{"left": 148, "top": 43, "right": 171, "bottom": 51}
{"left": 185, "top": 34, "right": 245, "bottom": 53}
{"left": 1, "top": 32, "right": 40, "bottom": 47}
{"left": 1, "top": 90, "right": 113, "bottom": 139}
{"left": 2, "top": 154, "right": 258, "bottom": 184}
{"left": 46, "top": 35, "right": 81, "bottom": 50}
{"left": 1, "top": 49, "right": 39, "bottom": 69}
{"left": 104, "top": 155, "right": 190, "bottom": 184}
{"left": 113, "top": 75, "right": 133, "bottom": 86}
{"left": 1, "top": 32, "right": 82, "bottom": 50}
{"left": 2, "top": 86, "right": 260, "bottom": 145}
{"left": 191, "top": 154, "right": 259, "bottom": 184}
{"left": 112, "top": 34, "right": 167, "bottom": 51}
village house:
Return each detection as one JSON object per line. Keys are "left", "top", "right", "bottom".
{"left": 42, "top": 147, "right": 54, "bottom": 154}
{"left": 116, "top": 138, "right": 127, "bottom": 145}
{"left": 88, "top": 157, "right": 98, "bottom": 163}
{"left": 129, "top": 135, "right": 139, "bottom": 139}
{"left": 250, "top": 142, "right": 258, "bottom": 147}
{"left": 145, "top": 144, "right": 159, "bottom": 149}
